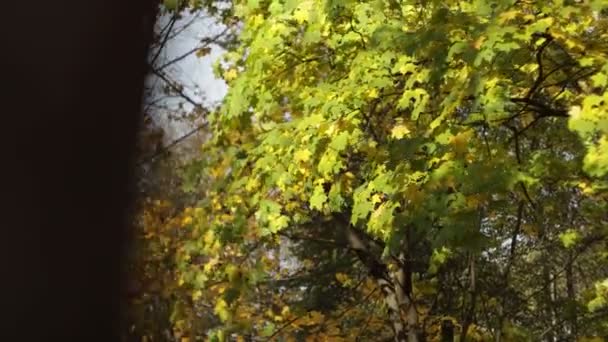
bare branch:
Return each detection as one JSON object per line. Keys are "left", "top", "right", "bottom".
{"left": 155, "top": 26, "right": 231, "bottom": 72}
{"left": 137, "top": 121, "right": 207, "bottom": 166}
{"left": 149, "top": 66, "right": 203, "bottom": 108}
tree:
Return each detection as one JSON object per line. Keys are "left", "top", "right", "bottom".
{"left": 122, "top": 2, "right": 237, "bottom": 341}
{"left": 146, "top": 0, "right": 608, "bottom": 341}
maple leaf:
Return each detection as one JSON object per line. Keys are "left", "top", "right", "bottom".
{"left": 391, "top": 124, "right": 411, "bottom": 139}
{"left": 224, "top": 68, "right": 238, "bottom": 81}
{"left": 295, "top": 149, "right": 312, "bottom": 162}
{"left": 498, "top": 10, "right": 519, "bottom": 24}
{"left": 310, "top": 184, "right": 327, "bottom": 210}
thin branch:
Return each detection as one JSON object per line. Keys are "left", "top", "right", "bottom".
{"left": 333, "top": 280, "right": 375, "bottom": 320}
{"left": 516, "top": 232, "right": 607, "bottom": 305}
{"left": 156, "top": 26, "right": 231, "bottom": 71}
{"left": 267, "top": 314, "right": 304, "bottom": 340}
{"left": 356, "top": 311, "right": 376, "bottom": 341}
{"left": 519, "top": 182, "right": 537, "bottom": 210}
{"left": 164, "top": 10, "right": 205, "bottom": 41}
{"left": 149, "top": 66, "right": 203, "bottom": 108}
{"left": 524, "top": 35, "right": 553, "bottom": 100}
{"left": 277, "top": 232, "right": 351, "bottom": 250}
{"left": 150, "top": 13, "right": 179, "bottom": 66}
{"left": 503, "top": 201, "right": 524, "bottom": 282}
{"left": 137, "top": 122, "right": 207, "bottom": 166}
{"left": 509, "top": 98, "right": 569, "bottom": 118}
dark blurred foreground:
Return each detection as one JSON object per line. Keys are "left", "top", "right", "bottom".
{"left": 0, "top": 1, "right": 157, "bottom": 340}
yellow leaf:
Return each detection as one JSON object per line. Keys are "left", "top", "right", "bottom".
{"left": 195, "top": 47, "right": 211, "bottom": 58}
{"left": 249, "top": 14, "right": 265, "bottom": 28}
{"left": 473, "top": 36, "right": 486, "bottom": 50}
{"left": 192, "top": 290, "right": 202, "bottom": 300}
{"left": 371, "top": 193, "right": 382, "bottom": 204}
{"left": 214, "top": 299, "right": 231, "bottom": 322}
{"left": 498, "top": 10, "right": 519, "bottom": 24}
{"left": 391, "top": 124, "right": 411, "bottom": 139}
{"left": 293, "top": 0, "right": 313, "bottom": 23}
{"left": 181, "top": 216, "right": 193, "bottom": 227}
{"left": 367, "top": 88, "right": 379, "bottom": 99}
{"left": 204, "top": 230, "right": 215, "bottom": 245}
{"left": 326, "top": 123, "right": 337, "bottom": 136}
{"left": 295, "top": 149, "right": 312, "bottom": 162}
{"left": 335, "top": 272, "right": 349, "bottom": 284}
{"left": 224, "top": 68, "right": 238, "bottom": 81}
{"left": 204, "top": 257, "right": 219, "bottom": 273}
{"left": 300, "top": 311, "right": 325, "bottom": 326}
{"left": 450, "top": 129, "right": 473, "bottom": 154}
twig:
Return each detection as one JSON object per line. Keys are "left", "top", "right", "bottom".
{"left": 266, "top": 315, "right": 303, "bottom": 340}
{"left": 137, "top": 122, "right": 207, "bottom": 166}
{"left": 150, "top": 13, "right": 179, "bottom": 66}
{"left": 156, "top": 26, "right": 231, "bottom": 71}
{"left": 149, "top": 66, "right": 203, "bottom": 108}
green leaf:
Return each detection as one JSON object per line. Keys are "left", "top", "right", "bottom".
{"left": 559, "top": 229, "right": 580, "bottom": 249}
{"left": 164, "top": 0, "right": 179, "bottom": 10}
{"left": 351, "top": 185, "right": 373, "bottom": 224}
{"left": 310, "top": 184, "right": 328, "bottom": 210}
{"left": 329, "top": 131, "right": 350, "bottom": 152}
{"left": 590, "top": 72, "right": 608, "bottom": 88}
{"left": 261, "top": 322, "right": 276, "bottom": 337}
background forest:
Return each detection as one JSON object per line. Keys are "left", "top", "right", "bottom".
{"left": 124, "top": 0, "right": 608, "bottom": 341}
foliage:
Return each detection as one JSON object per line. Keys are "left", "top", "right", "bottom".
{"left": 135, "top": 0, "right": 608, "bottom": 341}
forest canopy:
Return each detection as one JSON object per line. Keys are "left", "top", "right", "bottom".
{"left": 128, "top": 0, "right": 608, "bottom": 341}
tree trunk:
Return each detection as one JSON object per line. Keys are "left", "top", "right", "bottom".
{"left": 566, "top": 251, "right": 577, "bottom": 338}
{"left": 441, "top": 319, "right": 455, "bottom": 342}
{"left": 542, "top": 260, "right": 556, "bottom": 341}
{"left": 378, "top": 275, "right": 408, "bottom": 342}
{"left": 496, "top": 202, "right": 524, "bottom": 342}
{"left": 344, "top": 225, "right": 420, "bottom": 342}
{"left": 460, "top": 256, "right": 477, "bottom": 342}
{"left": 392, "top": 252, "right": 420, "bottom": 342}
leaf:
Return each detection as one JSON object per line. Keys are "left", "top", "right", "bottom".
{"left": 295, "top": 149, "right": 313, "bottom": 162}
{"left": 367, "top": 88, "right": 379, "bottom": 99}
{"left": 214, "top": 299, "right": 231, "bottom": 322}
{"left": 391, "top": 124, "right": 411, "bottom": 139}
{"left": 310, "top": 184, "right": 328, "bottom": 210}
{"left": 590, "top": 72, "right": 607, "bottom": 88}
{"left": 526, "top": 17, "right": 554, "bottom": 35}
{"left": 293, "top": 0, "right": 313, "bottom": 23}
{"left": 329, "top": 131, "right": 350, "bottom": 152}
{"left": 164, "top": 0, "right": 178, "bottom": 10}
{"left": 579, "top": 57, "right": 595, "bottom": 67}
{"left": 498, "top": 10, "right": 519, "bottom": 24}
{"left": 195, "top": 47, "right": 212, "bottom": 58}
{"left": 224, "top": 68, "right": 238, "bottom": 81}
{"left": 367, "top": 202, "right": 399, "bottom": 239}
{"left": 559, "top": 229, "right": 580, "bottom": 249}
{"left": 429, "top": 247, "right": 451, "bottom": 274}
{"left": 261, "top": 322, "right": 276, "bottom": 337}
{"left": 351, "top": 185, "right": 373, "bottom": 224}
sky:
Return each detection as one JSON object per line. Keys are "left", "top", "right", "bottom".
{"left": 145, "top": 10, "right": 228, "bottom": 142}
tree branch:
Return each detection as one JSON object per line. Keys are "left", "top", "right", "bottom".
{"left": 149, "top": 66, "right": 203, "bottom": 108}
{"left": 155, "top": 26, "right": 231, "bottom": 72}
{"left": 137, "top": 121, "right": 207, "bottom": 166}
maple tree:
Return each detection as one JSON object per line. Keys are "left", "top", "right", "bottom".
{"left": 130, "top": 0, "right": 608, "bottom": 341}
